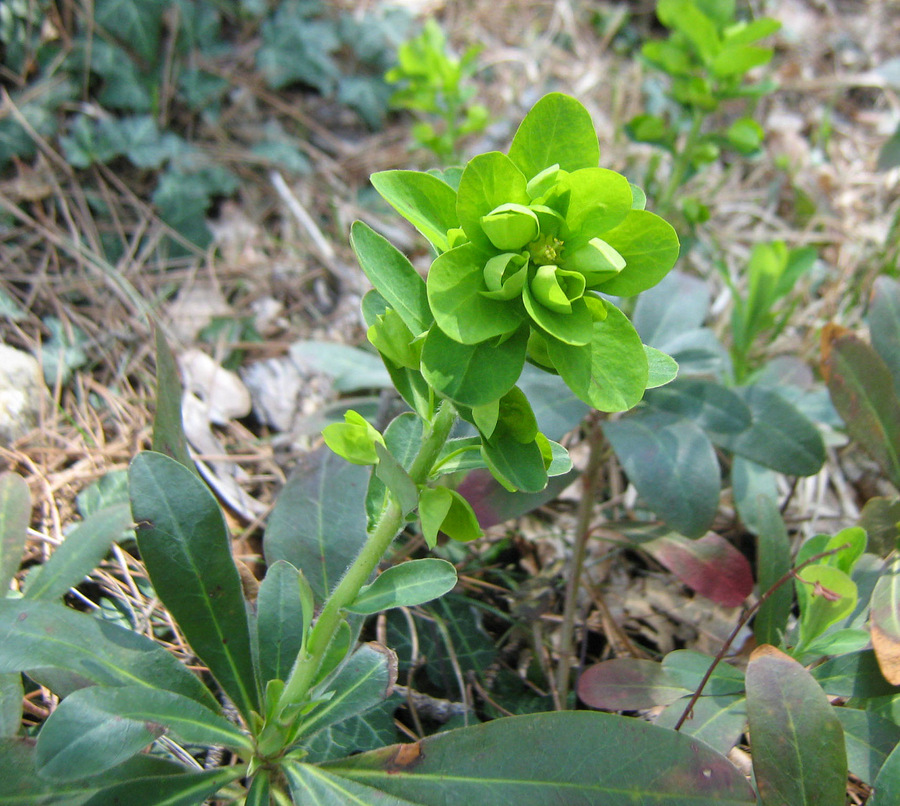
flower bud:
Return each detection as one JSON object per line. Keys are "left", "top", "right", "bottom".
{"left": 480, "top": 203, "right": 540, "bottom": 251}
{"left": 530, "top": 265, "right": 586, "bottom": 314}
{"left": 565, "top": 237, "right": 626, "bottom": 285}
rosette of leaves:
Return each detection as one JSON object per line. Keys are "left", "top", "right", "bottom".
{"left": 351, "top": 93, "right": 679, "bottom": 493}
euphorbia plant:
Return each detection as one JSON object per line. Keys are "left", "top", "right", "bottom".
{"left": 0, "top": 94, "right": 760, "bottom": 805}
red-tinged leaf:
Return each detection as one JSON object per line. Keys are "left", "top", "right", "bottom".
{"left": 871, "top": 556, "right": 900, "bottom": 684}
{"left": 577, "top": 658, "right": 690, "bottom": 710}
{"left": 822, "top": 324, "right": 900, "bottom": 489}
{"left": 746, "top": 645, "right": 846, "bottom": 806}
{"left": 643, "top": 533, "right": 753, "bottom": 607}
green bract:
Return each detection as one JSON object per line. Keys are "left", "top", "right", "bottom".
{"left": 353, "top": 93, "right": 680, "bottom": 493}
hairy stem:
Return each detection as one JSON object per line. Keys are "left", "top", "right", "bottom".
{"left": 276, "top": 402, "right": 457, "bottom": 717}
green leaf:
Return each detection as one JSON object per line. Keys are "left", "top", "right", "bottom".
{"left": 480, "top": 432, "right": 547, "bottom": 494}
{"left": 366, "top": 414, "right": 424, "bottom": 529}
{"left": 835, "top": 706, "right": 900, "bottom": 785}
{"left": 645, "top": 378, "right": 752, "bottom": 436}
{"left": 547, "top": 300, "right": 649, "bottom": 412}
{"left": 577, "top": 659, "right": 690, "bottom": 710}
{"left": 348, "top": 559, "right": 458, "bottom": 615}
{"left": 456, "top": 152, "right": 529, "bottom": 251}
{"left": 860, "top": 496, "right": 900, "bottom": 556}
{"left": 286, "top": 762, "right": 421, "bottom": 806}
{"left": 661, "top": 650, "right": 745, "bottom": 695}
{"left": 823, "top": 327, "right": 900, "bottom": 488}
{"left": 370, "top": 171, "right": 458, "bottom": 253}
{"left": 290, "top": 341, "right": 391, "bottom": 393}
{"left": 870, "top": 740, "right": 900, "bottom": 806}
{"left": 604, "top": 410, "right": 720, "bottom": 538}
{"left": 82, "top": 767, "right": 243, "bottom": 806}
{"left": 427, "top": 244, "right": 526, "bottom": 344}
{"left": 151, "top": 328, "right": 196, "bottom": 473}
{"left": 593, "top": 210, "right": 680, "bottom": 297}
{"left": 562, "top": 167, "right": 633, "bottom": 236}
{"left": 421, "top": 324, "right": 528, "bottom": 407}
{"left": 129, "top": 452, "right": 259, "bottom": 719}
{"left": 508, "top": 93, "right": 600, "bottom": 179}
{"left": 521, "top": 286, "right": 593, "bottom": 346}
{"left": 94, "top": 0, "right": 165, "bottom": 62}
{"left": 644, "top": 346, "right": 678, "bottom": 389}
{"left": 654, "top": 695, "right": 747, "bottom": 756}
{"left": 0, "top": 473, "right": 29, "bottom": 593}
{"left": 746, "top": 645, "right": 846, "bottom": 806}
{"left": 878, "top": 123, "right": 900, "bottom": 171}
{"left": 795, "top": 564, "right": 857, "bottom": 651}
{"left": 871, "top": 556, "right": 900, "bottom": 686}
{"left": 300, "top": 644, "right": 396, "bottom": 740}
{"left": 264, "top": 445, "right": 369, "bottom": 602}
{"left": 0, "top": 599, "right": 217, "bottom": 709}
{"left": 256, "top": 7, "right": 340, "bottom": 92}
{"left": 714, "top": 385, "right": 825, "bottom": 476}
{"left": 350, "top": 221, "right": 432, "bottom": 335}
{"left": 256, "top": 560, "right": 314, "bottom": 685}
{"left": 811, "top": 650, "right": 900, "bottom": 698}
{"left": 324, "top": 711, "right": 755, "bottom": 804}
{"left": 869, "top": 275, "right": 900, "bottom": 397}
{"left": 36, "top": 686, "right": 251, "bottom": 781}
{"left": 632, "top": 270, "right": 710, "bottom": 348}
{"left": 323, "top": 410, "right": 385, "bottom": 465}
{"left": 244, "top": 772, "right": 271, "bottom": 806}
{"left": 24, "top": 504, "right": 132, "bottom": 601}
{"left": 0, "top": 673, "right": 22, "bottom": 738}
{"left": 0, "top": 739, "right": 194, "bottom": 806}
{"left": 418, "top": 487, "right": 483, "bottom": 546}
{"left": 732, "top": 459, "right": 792, "bottom": 645}
{"left": 374, "top": 443, "right": 419, "bottom": 516}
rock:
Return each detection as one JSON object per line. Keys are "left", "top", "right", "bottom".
{"left": 0, "top": 343, "right": 45, "bottom": 444}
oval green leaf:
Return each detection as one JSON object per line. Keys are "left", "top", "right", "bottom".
{"left": 370, "top": 170, "right": 459, "bottom": 253}
{"left": 456, "top": 152, "right": 528, "bottom": 250}
{"left": 348, "top": 559, "right": 458, "bottom": 615}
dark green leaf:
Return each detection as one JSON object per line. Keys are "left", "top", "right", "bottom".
{"left": 859, "top": 496, "right": 900, "bottom": 556}
{"left": 151, "top": 329, "right": 196, "bottom": 473}
{"left": 36, "top": 686, "right": 250, "bottom": 780}
{"left": 732, "top": 458, "right": 791, "bottom": 645}
{"left": 264, "top": 446, "right": 369, "bottom": 602}
{"left": 93, "top": 0, "right": 165, "bottom": 61}
{"left": 869, "top": 275, "right": 900, "bottom": 396}
{"left": 350, "top": 222, "right": 432, "bottom": 335}
{"left": 507, "top": 93, "right": 601, "bottom": 179}
{"left": 633, "top": 271, "right": 710, "bottom": 349}
{"left": 286, "top": 762, "right": 420, "bottom": 806}
{"left": 604, "top": 410, "right": 720, "bottom": 538}
{"left": 714, "top": 385, "right": 825, "bottom": 476}
{"left": 481, "top": 431, "right": 547, "bottom": 493}
{"left": 349, "top": 560, "right": 457, "bottom": 615}
{"left": 645, "top": 379, "right": 752, "bottom": 436}
{"left": 83, "top": 767, "right": 242, "bottom": 806}
{"left": 870, "top": 740, "right": 900, "bottom": 805}
{"left": 129, "top": 452, "right": 258, "bottom": 719}
{"left": 812, "top": 650, "right": 900, "bottom": 698}
{"left": 746, "top": 645, "right": 846, "bottom": 806}
{"left": 24, "top": 504, "right": 132, "bottom": 601}
{"left": 835, "top": 706, "right": 900, "bottom": 785}
{"left": 871, "top": 556, "right": 900, "bottom": 685}
{"left": 0, "top": 600, "right": 217, "bottom": 709}
{"left": 370, "top": 171, "right": 458, "bottom": 252}
{"left": 655, "top": 695, "right": 747, "bottom": 755}
{"left": 324, "top": 711, "right": 755, "bottom": 804}
{"left": 300, "top": 644, "right": 396, "bottom": 740}
{"left": 257, "top": 8, "right": 339, "bottom": 92}
{"left": 0, "top": 673, "right": 22, "bottom": 738}
{"left": 256, "top": 560, "right": 314, "bottom": 685}
{"left": 374, "top": 443, "right": 419, "bottom": 516}
{"left": 0, "top": 473, "right": 29, "bottom": 593}
{"left": 290, "top": 340, "right": 391, "bottom": 393}
{"left": 822, "top": 327, "right": 900, "bottom": 488}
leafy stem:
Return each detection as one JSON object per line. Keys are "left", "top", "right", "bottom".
{"left": 657, "top": 109, "right": 704, "bottom": 217}
{"left": 276, "top": 402, "right": 458, "bottom": 719}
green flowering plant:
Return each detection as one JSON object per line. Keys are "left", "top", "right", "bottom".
{"left": 354, "top": 93, "right": 680, "bottom": 495}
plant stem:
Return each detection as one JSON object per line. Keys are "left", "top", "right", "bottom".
{"left": 657, "top": 109, "right": 704, "bottom": 217}
{"left": 276, "top": 402, "right": 457, "bottom": 717}
{"left": 555, "top": 413, "right": 606, "bottom": 709}
{"left": 672, "top": 543, "right": 850, "bottom": 731}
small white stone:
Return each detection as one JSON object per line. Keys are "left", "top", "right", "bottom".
{"left": 0, "top": 343, "right": 45, "bottom": 444}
